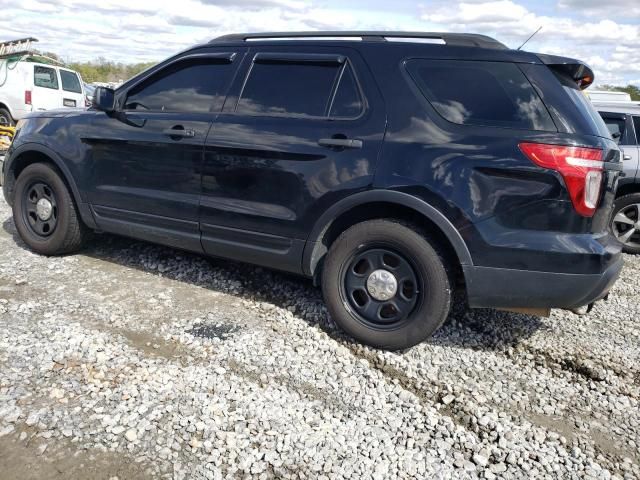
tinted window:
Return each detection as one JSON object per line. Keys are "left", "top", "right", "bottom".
{"left": 600, "top": 116, "right": 626, "bottom": 144}
{"left": 238, "top": 61, "right": 340, "bottom": 117}
{"left": 60, "top": 70, "right": 82, "bottom": 93}
{"left": 330, "top": 65, "right": 363, "bottom": 118}
{"left": 554, "top": 73, "right": 611, "bottom": 138}
{"left": 634, "top": 116, "right": 640, "bottom": 144}
{"left": 34, "top": 66, "right": 58, "bottom": 89}
{"left": 125, "top": 59, "right": 234, "bottom": 113}
{"left": 407, "top": 60, "right": 556, "bottom": 131}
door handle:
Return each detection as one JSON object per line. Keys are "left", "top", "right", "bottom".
{"left": 318, "top": 138, "right": 363, "bottom": 149}
{"left": 623, "top": 154, "right": 632, "bottom": 161}
{"left": 162, "top": 127, "right": 196, "bottom": 138}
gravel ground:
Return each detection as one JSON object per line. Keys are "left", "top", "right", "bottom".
{"left": 0, "top": 196, "right": 638, "bottom": 480}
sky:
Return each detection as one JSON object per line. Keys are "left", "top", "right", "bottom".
{"left": 1, "top": 0, "right": 639, "bottom": 86}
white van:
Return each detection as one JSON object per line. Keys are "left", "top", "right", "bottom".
{"left": 0, "top": 59, "right": 86, "bottom": 126}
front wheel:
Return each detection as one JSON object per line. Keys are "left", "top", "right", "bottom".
{"left": 610, "top": 193, "right": 640, "bottom": 254}
{"left": 322, "top": 219, "right": 451, "bottom": 350}
{"left": 13, "top": 163, "right": 89, "bottom": 255}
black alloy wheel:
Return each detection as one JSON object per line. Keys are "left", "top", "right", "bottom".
{"left": 23, "top": 181, "right": 59, "bottom": 237}
{"left": 341, "top": 246, "right": 421, "bottom": 329}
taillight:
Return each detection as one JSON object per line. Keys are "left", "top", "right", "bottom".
{"left": 25, "top": 90, "right": 32, "bottom": 105}
{"left": 519, "top": 142, "right": 604, "bottom": 217}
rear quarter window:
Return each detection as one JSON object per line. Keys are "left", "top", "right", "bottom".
{"left": 406, "top": 59, "right": 556, "bottom": 132}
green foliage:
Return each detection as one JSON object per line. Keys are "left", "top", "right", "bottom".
{"left": 68, "top": 59, "right": 157, "bottom": 84}
{"left": 597, "top": 84, "right": 640, "bottom": 101}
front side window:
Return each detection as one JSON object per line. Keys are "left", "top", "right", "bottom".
{"left": 600, "top": 115, "right": 627, "bottom": 145}
{"left": 125, "top": 58, "right": 235, "bottom": 113}
{"left": 60, "top": 70, "right": 82, "bottom": 93}
{"left": 237, "top": 60, "right": 340, "bottom": 117}
{"left": 407, "top": 59, "right": 556, "bottom": 131}
{"left": 34, "top": 66, "right": 58, "bottom": 90}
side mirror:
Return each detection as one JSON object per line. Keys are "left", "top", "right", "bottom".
{"left": 92, "top": 87, "right": 116, "bottom": 113}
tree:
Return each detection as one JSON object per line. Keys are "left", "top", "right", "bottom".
{"left": 597, "top": 84, "right": 640, "bottom": 101}
{"left": 67, "top": 59, "right": 157, "bottom": 84}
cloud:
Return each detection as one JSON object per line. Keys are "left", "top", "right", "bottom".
{"left": 557, "top": 0, "right": 640, "bottom": 18}
{"left": 0, "top": 0, "right": 638, "bottom": 86}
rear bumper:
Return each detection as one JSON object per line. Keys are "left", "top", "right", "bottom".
{"left": 464, "top": 255, "right": 623, "bottom": 309}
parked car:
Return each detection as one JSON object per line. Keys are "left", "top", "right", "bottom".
{"left": 2, "top": 31, "right": 623, "bottom": 349}
{"left": 0, "top": 56, "right": 85, "bottom": 126}
{"left": 84, "top": 83, "right": 96, "bottom": 107}
{"left": 594, "top": 102, "right": 640, "bottom": 253}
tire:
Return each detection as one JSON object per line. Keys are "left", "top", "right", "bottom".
{"left": 12, "top": 163, "right": 89, "bottom": 255}
{"left": 610, "top": 193, "right": 640, "bottom": 254}
{"left": 322, "top": 219, "right": 451, "bottom": 350}
{"left": 0, "top": 107, "right": 14, "bottom": 127}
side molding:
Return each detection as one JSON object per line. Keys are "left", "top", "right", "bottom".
{"left": 302, "top": 189, "right": 473, "bottom": 276}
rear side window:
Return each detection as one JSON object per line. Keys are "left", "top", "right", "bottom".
{"left": 407, "top": 60, "right": 556, "bottom": 131}
{"left": 634, "top": 116, "right": 640, "bottom": 144}
{"left": 238, "top": 60, "right": 340, "bottom": 117}
{"left": 125, "top": 58, "right": 235, "bottom": 113}
{"left": 60, "top": 70, "right": 82, "bottom": 93}
{"left": 34, "top": 66, "right": 58, "bottom": 90}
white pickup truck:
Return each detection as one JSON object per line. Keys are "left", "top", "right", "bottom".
{"left": 0, "top": 38, "right": 86, "bottom": 126}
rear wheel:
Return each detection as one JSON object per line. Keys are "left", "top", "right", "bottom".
{"left": 322, "top": 219, "right": 451, "bottom": 350}
{"left": 611, "top": 193, "right": 640, "bottom": 254}
{"left": 0, "top": 107, "right": 14, "bottom": 127}
{"left": 12, "top": 163, "right": 89, "bottom": 255}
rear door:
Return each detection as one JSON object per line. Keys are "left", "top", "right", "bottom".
{"left": 32, "top": 64, "right": 61, "bottom": 111}
{"left": 600, "top": 111, "right": 639, "bottom": 181}
{"left": 58, "top": 68, "right": 85, "bottom": 108}
{"left": 199, "top": 46, "right": 386, "bottom": 272}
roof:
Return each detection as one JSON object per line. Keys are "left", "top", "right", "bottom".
{"left": 592, "top": 101, "right": 640, "bottom": 115}
{"left": 211, "top": 31, "right": 508, "bottom": 50}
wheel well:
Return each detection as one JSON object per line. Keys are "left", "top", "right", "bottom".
{"left": 4, "top": 150, "right": 57, "bottom": 205}
{"left": 313, "top": 201, "right": 464, "bottom": 286}
{"left": 616, "top": 182, "right": 640, "bottom": 199}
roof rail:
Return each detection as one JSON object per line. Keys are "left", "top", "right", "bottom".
{"left": 211, "top": 31, "right": 508, "bottom": 50}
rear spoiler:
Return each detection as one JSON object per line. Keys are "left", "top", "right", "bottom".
{"left": 536, "top": 53, "right": 595, "bottom": 90}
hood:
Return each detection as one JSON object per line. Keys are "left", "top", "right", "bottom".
{"left": 24, "top": 108, "right": 88, "bottom": 120}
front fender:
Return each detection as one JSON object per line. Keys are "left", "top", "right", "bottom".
{"left": 2, "top": 142, "right": 97, "bottom": 229}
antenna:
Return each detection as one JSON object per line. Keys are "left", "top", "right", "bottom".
{"left": 517, "top": 26, "right": 542, "bottom": 50}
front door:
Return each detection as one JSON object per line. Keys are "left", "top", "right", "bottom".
{"left": 84, "top": 50, "right": 244, "bottom": 251}
{"left": 600, "top": 112, "right": 639, "bottom": 180}
{"left": 200, "top": 46, "right": 386, "bottom": 272}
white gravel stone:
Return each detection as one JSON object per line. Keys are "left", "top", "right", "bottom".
{"left": 0, "top": 197, "right": 637, "bottom": 479}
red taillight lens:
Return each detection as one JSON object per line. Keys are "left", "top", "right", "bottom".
{"left": 519, "top": 142, "right": 604, "bottom": 217}
{"left": 25, "top": 90, "right": 32, "bottom": 105}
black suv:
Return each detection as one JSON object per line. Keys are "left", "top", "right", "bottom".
{"left": 2, "top": 32, "right": 624, "bottom": 350}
